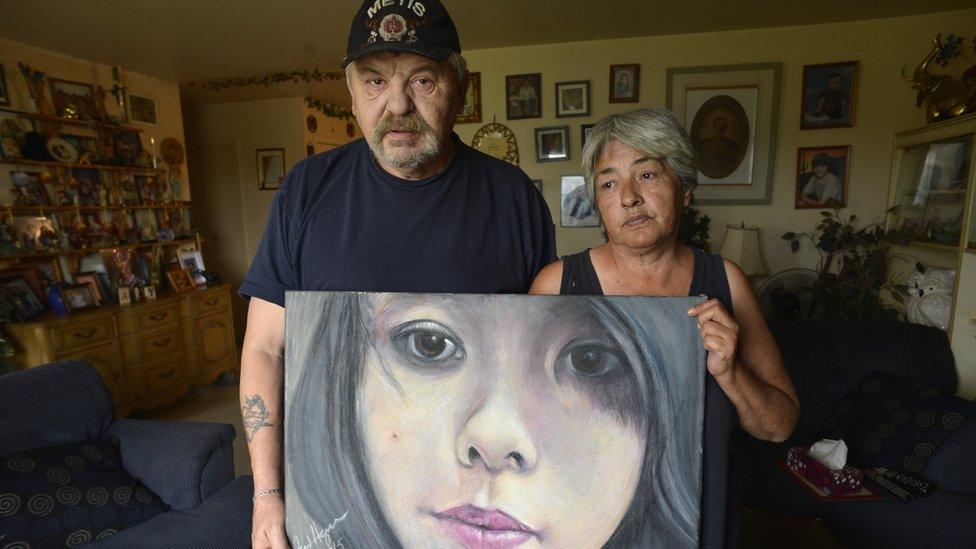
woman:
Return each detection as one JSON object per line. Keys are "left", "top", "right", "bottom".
{"left": 529, "top": 108, "right": 799, "bottom": 546}
{"left": 286, "top": 292, "right": 708, "bottom": 548}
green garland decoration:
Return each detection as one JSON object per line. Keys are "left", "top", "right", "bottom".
{"left": 304, "top": 98, "right": 355, "bottom": 120}
{"left": 187, "top": 69, "right": 345, "bottom": 91}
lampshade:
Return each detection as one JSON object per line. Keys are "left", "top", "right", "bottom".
{"left": 719, "top": 224, "right": 767, "bottom": 277}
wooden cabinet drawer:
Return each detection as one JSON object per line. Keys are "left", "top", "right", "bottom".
{"left": 195, "top": 311, "right": 237, "bottom": 373}
{"left": 120, "top": 325, "right": 183, "bottom": 364}
{"left": 117, "top": 302, "right": 180, "bottom": 335}
{"left": 56, "top": 342, "right": 124, "bottom": 407}
{"left": 50, "top": 317, "right": 115, "bottom": 354}
{"left": 125, "top": 354, "right": 185, "bottom": 403}
{"left": 185, "top": 289, "right": 230, "bottom": 318}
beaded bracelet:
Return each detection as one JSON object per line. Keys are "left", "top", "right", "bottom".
{"left": 252, "top": 488, "right": 284, "bottom": 501}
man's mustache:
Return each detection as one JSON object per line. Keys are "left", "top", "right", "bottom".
{"left": 374, "top": 113, "right": 432, "bottom": 136}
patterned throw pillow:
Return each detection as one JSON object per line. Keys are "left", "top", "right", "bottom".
{"left": 819, "top": 370, "right": 976, "bottom": 478}
{"left": 0, "top": 439, "right": 169, "bottom": 548}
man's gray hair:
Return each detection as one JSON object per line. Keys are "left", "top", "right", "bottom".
{"left": 582, "top": 108, "right": 698, "bottom": 193}
{"left": 344, "top": 51, "right": 468, "bottom": 92}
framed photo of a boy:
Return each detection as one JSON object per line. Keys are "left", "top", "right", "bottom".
{"left": 801, "top": 61, "right": 858, "bottom": 130}
{"left": 795, "top": 145, "right": 850, "bottom": 209}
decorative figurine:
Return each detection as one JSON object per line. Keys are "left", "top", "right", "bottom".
{"left": 903, "top": 34, "right": 976, "bottom": 123}
{"left": 17, "top": 62, "right": 54, "bottom": 116}
{"left": 906, "top": 265, "right": 956, "bottom": 331}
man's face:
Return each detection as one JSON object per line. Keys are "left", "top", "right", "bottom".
{"left": 347, "top": 51, "right": 464, "bottom": 176}
{"left": 713, "top": 117, "right": 728, "bottom": 134}
{"left": 827, "top": 76, "right": 841, "bottom": 91}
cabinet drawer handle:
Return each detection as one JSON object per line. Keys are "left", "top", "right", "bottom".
{"left": 204, "top": 299, "right": 220, "bottom": 306}
{"left": 156, "top": 369, "right": 175, "bottom": 379}
{"left": 206, "top": 320, "right": 225, "bottom": 330}
{"left": 149, "top": 313, "right": 168, "bottom": 321}
{"left": 152, "top": 337, "right": 172, "bottom": 348}
{"left": 72, "top": 329, "right": 97, "bottom": 339}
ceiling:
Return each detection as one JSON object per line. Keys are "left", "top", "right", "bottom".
{"left": 1, "top": 0, "right": 973, "bottom": 106}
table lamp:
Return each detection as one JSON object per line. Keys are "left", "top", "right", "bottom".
{"left": 719, "top": 223, "right": 767, "bottom": 278}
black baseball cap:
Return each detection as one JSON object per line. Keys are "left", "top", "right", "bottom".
{"left": 342, "top": 0, "right": 461, "bottom": 68}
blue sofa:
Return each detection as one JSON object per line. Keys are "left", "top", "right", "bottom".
{"left": 739, "top": 320, "right": 976, "bottom": 547}
{"left": 0, "top": 360, "right": 252, "bottom": 548}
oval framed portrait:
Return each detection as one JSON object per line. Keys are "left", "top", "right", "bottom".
{"left": 690, "top": 95, "right": 750, "bottom": 179}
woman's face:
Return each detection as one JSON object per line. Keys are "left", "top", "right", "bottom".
{"left": 594, "top": 139, "right": 690, "bottom": 251}
{"left": 359, "top": 295, "right": 646, "bottom": 549}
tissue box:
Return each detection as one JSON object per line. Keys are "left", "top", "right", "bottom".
{"left": 786, "top": 447, "right": 863, "bottom": 496}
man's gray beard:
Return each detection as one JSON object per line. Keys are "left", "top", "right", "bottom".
{"left": 369, "top": 130, "right": 441, "bottom": 172}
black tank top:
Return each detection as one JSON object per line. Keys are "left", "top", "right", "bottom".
{"left": 559, "top": 247, "right": 737, "bottom": 549}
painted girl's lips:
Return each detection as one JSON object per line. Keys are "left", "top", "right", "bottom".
{"left": 432, "top": 505, "right": 539, "bottom": 548}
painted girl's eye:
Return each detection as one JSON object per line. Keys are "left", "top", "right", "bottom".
{"left": 563, "top": 343, "right": 628, "bottom": 379}
{"left": 392, "top": 320, "right": 465, "bottom": 364}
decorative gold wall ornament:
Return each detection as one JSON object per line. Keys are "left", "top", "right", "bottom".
{"left": 471, "top": 117, "right": 519, "bottom": 166}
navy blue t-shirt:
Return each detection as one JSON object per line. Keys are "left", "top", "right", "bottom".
{"left": 239, "top": 134, "right": 557, "bottom": 306}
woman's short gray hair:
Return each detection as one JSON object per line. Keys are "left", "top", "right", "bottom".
{"left": 582, "top": 108, "right": 698, "bottom": 193}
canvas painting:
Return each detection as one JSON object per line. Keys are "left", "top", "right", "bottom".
{"left": 284, "top": 292, "right": 706, "bottom": 549}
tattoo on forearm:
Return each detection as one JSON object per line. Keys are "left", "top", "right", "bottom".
{"left": 242, "top": 394, "right": 274, "bottom": 442}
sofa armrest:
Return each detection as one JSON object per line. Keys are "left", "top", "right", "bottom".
{"left": 106, "top": 418, "right": 236, "bottom": 510}
{"left": 86, "top": 475, "right": 253, "bottom": 549}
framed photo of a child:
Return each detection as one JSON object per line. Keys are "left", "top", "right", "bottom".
{"left": 801, "top": 61, "right": 858, "bottom": 130}
{"left": 795, "top": 145, "right": 850, "bottom": 209}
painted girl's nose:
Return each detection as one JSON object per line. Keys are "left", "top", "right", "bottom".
{"left": 455, "top": 383, "right": 538, "bottom": 474}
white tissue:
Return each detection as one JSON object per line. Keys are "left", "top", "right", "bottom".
{"left": 808, "top": 439, "right": 848, "bottom": 470}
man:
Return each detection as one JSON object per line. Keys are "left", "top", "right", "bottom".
{"left": 518, "top": 78, "right": 538, "bottom": 116}
{"left": 238, "top": 1, "right": 557, "bottom": 547}
{"left": 697, "top": 115, "right": 741, "bottom": 178}
{"left": 798, "top": 153, "right": 843, "bottom": 206}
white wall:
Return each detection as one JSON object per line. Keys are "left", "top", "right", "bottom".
{"left": 184, "top": 97, "right": 306, "bottom": 264}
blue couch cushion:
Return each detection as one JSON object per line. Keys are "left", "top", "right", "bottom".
{"left": 0, "top": 439, "right": 169, "bottom": 547}
{"left": 819, "top": 370, "right": 976, "bottom": 482}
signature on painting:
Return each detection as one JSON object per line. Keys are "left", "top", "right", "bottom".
{"left": 295, "top": 511, "right": 348, "bottom": 549}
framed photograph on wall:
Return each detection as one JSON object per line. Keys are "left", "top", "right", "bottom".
{"left": 457, "top": 71, "right": 482, "bottom": 124}
{"left": 0, "top": 64, "right": 9, "bottom": 106}
{"left": 581, "top": 123, "right": 594, "bottom": 151}
{"left": 48, "top": 77, "right": 95, "bottom": 120}
{"left": 666, "top": 62, "right": 782, "bottom": 205}
{"left": 795, "top": 145, "right": 850, "bottom": 209}
{"left": 801, "top": 61, "right": 858, "bottom": 130}
{"left": 555, "top": 80, "right": 590, "bottom": 118}
{"left": 127, "top": 91, "right": 159, "bottom": 126}
{"left": 506, "top": 73, "right": 542, "bottom": 120}
{"left": 609, "top": 64, "right": 640, "bottom": 103}
{"left": 560, "top": 175, "right": 600, "bottom": 228}
{"left": 535, "top": 126, "right": 570, "bottom": 162}
{"left": 257, "top": 148, "right": 286, "bottom": 190}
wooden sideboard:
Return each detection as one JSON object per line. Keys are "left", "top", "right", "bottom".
{"left": 2, "top": 283, "right": 238, "bottom": 416}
